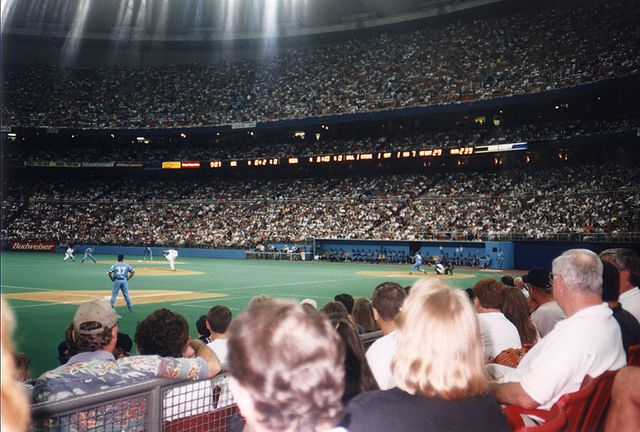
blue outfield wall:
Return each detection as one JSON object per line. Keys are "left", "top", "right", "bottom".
{"left": 55, "top": 245, "right": 246, "bottom": 260}
{"left": 44, "top": 240, "right": 640, "bottom": 270}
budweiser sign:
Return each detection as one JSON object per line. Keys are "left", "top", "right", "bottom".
{"left": 9, "top": 241, "right": 56, "bottom": 252}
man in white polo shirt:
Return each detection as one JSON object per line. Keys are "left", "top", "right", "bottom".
{"left": 490, "top": 249, "right": 626, "bottom": 411}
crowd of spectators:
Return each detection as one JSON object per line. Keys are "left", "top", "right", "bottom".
{"left": 2, "top": 163, "right": 639, "bottom": 248}
{"left": 3, "top": 113, "right": 639, "bottom": 165}
{"left": 3, "top": 0, "right": 639, "bottom": 128}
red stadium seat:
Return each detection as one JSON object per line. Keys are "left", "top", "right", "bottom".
{"left": 502, "top": 374, "right": 595, "bottom": 431}
{"left": 627, "top": 344, "right": 640, "bottom": 367}
{"left": 502, "top": 404, "right": 565, "bottom": 432}
{"left": 163, "top": 404, "right": 243, "bottom": 432}
{"left": 579, "top": 370, "right": 618, "bottom": 432}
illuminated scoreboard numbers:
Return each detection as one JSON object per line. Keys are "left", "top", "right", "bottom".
{"left": 376, "top": 152, "right": 392, "bottom": 159}
{"left": 357, "top": 153, "right": 373, "bottom": 161}
{"left": 449, "top": 147, "right": 474, "bottom": 156}
{"left": 230, "top": 161, "right": 238, "bottom": 167}
{"left": 332, "top": 155, "right": 343, "bottom": 162}
{"left": 288, "top": 158, "right": 299, "bottom": 165}
{"left": 210, "top": 161, "right": 222, "bottom": 169}
{"left": 418, "top": 149, "right": 443, "bottom": 157}
{"left": 345, "top": 155, "right": 356, "bottom": 161}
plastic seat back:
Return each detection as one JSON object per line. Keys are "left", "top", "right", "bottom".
{"left": 627, "top": 344, "right": 640, "bottom": 367}
{"left": 579, "top": 370, "right": 618, "bottom": 432}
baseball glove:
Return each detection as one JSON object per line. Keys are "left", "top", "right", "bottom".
{"left": 494, "top": 347, "right": 528, "bottom": 368}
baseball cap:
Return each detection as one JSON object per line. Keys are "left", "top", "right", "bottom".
{"left": 522, "top": 268, "right": 552, "bottom": 289}
{"left": 73, "top": 300, "right": 121, "bottom": 335}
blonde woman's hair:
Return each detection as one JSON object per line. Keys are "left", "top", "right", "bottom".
{"left": 1, "top": 300, "right": 31, "bottom": 432}
{"left": 392, "top": 278, "right": 487, "bottom": 400}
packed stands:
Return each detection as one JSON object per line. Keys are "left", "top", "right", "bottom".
{"left": 3, "top": 164, "right": 638, "bottom": 247}
{"left": 3, "top": 0, "right": 639, "bottom": 128}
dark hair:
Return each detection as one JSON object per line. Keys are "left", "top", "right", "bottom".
{"left": 73, "top": 321, "right": 114, "bottom": 352}
{"left": 135, "top": 308, "right": 189, "bottom": 358}
{"left": 331, "top": 316, "right": 379, "bottom": 403}
{"left": 117, "top": 254, "right": 124, "bottom": 261}
{"left": 351, "top": 297, "right": 378, "bottom": 333}
{"left": 196, "top": 315, "right": 211, "bottom": 337}
{"left": 372, "top": 282, "right": 406, "bottom": 321}
{"left": 206, "top": 305, "right": 232, "bottom": 334}
{"left": 334, "top": 293, "right": 355, "bottom": 314}
{"left": 501, "top": 287, "right": 538, "bottom": 345}
{"left": 116, "top": 332, "right": 133, "bottom": 353}
{"left": 500, "top": 276, "right": 515, "bottom": 287}
{"left": 464, "top": 288, "right": 475, "bottom": 302}
{"left": 601, "top": 261, "right": 621, "bottom": 302}
{"left": 321, "top": 301, "right": 349, "bottom": 319}
{"left": 473, "top": 278, "right": 506, "bottom": 309}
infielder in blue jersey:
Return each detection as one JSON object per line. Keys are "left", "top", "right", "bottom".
{"left": 82, "top": 246, "right": 97, "bottom": 264}
{"left": 409, "top": 251, "right": 427, "bottom": 275}
{"left": 108, "top": 254, "right": 135, "bottom": 311}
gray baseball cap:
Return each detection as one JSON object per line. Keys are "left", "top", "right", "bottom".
{"left": 73, "top": 300, "right": 121, "bottom": 335}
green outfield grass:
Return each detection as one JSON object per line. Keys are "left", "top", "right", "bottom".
{"left": 1, "top": 251, "right": 511, "bottom": 377}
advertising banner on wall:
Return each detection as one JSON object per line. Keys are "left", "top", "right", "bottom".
{"left": 9, "top": 241, "right": 57, "bottom": 253}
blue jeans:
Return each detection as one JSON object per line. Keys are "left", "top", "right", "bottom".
{"left": 111, "top": 280, "right": 133, "bottom": 309}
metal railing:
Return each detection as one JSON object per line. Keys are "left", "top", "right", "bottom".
{"left": 30, "top": 372, "right": 241, "bottom": 432}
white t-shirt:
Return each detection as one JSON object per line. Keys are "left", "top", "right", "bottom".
{"left": 477, "top": 312, "right": 522, "bottom": 360}
{"left": 366, "top": 331, "right": 397, "bottom": 390}
{"left": 501, "top": 303, "right": 626, "bottom": 410}
{"left": 619, "top": 286, "right": 640, "bottom": 323}
{"left": 531, "top": 301, "right": 565, "bottom": 338}
{"left": 207, "top": 338, "right": 229, "bottom": 365}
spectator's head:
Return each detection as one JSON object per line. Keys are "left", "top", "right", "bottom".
{"left": 206, "top": 305, "right": 232, "bottom": 335}
{"left": 501, "top": 287, "right": 538, "bottom": 345}
{"left": 228, "top": 300, "right": 344, "bottom": 432}
{"left": 196, "top": 315, "right": 211, "bottom": 338}
{"left": 117, "top": 254, "right": 124, "bottom": 262}
{"left": 552, "top": 249, "right": 603, "bottom": 307}
{"left": 300, "top": 298, "right": 318, "bottom": 313}
{"left": 351, "top": 297, "right": 378, "bottom": 333}
{"left": 464, "top": 288, "right": 475, "bottom": 302}
{"left": 513, "top": 277, "right": 525, "bottom": 290}
{"left": 522, "top": 268, "right": 553, "bottom": 303}
{"left": 13, "top": 352, "right": 30, "bottom": 382}
{"left": 501, "top": 275, "right": 515, "bottom": 287}
{"left": 114, "top": 332, "right": 133, "bottom": 359}
{"left": 135, "top": 308, "right": 189, "bottom": 358}
{"left": 472, "top": 278, "right": 506, "bottom": 310}
{"left": 330, "top": 316, "right": 378, "bottom": 404}
{"left": 334, "top": 293, "right": 355, "bottom": 314}
{"left": 1, "top": 300, "right": 30, "bottom": 432}
{"left": 321, "top": 301, "right": 349, "bottom": 319}
{"left": 392, "top": 279, "right": 486, "bottom": 400}
{"left": 371, "top": 281, "right": 406, "bottom": 322}
{"left": 601, "top": 260, "right": 621, "bottom": 302}
{"left": 599, "top": 248, "right": 640, "bottom": 291}
{"left": 72, "top": 300, "right": 119, "bottom": 353}
{"left": 248, "top": 294, "right": 273, "bottom": 309}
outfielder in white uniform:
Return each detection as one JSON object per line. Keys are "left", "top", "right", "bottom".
{"left": 163, "top": 249, "right": 178, "bottom": 271}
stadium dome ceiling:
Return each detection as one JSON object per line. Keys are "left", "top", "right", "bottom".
{"left": 1, "top": 0, "right": 502, "bottom": 41}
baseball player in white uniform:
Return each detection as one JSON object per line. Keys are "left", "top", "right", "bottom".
{"left": 163, "top": 249, "right": 178, "bottom": 271}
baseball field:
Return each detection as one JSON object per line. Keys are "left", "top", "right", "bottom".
{"left": 1, "top": 251, "right": 512, "bottom": 377}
